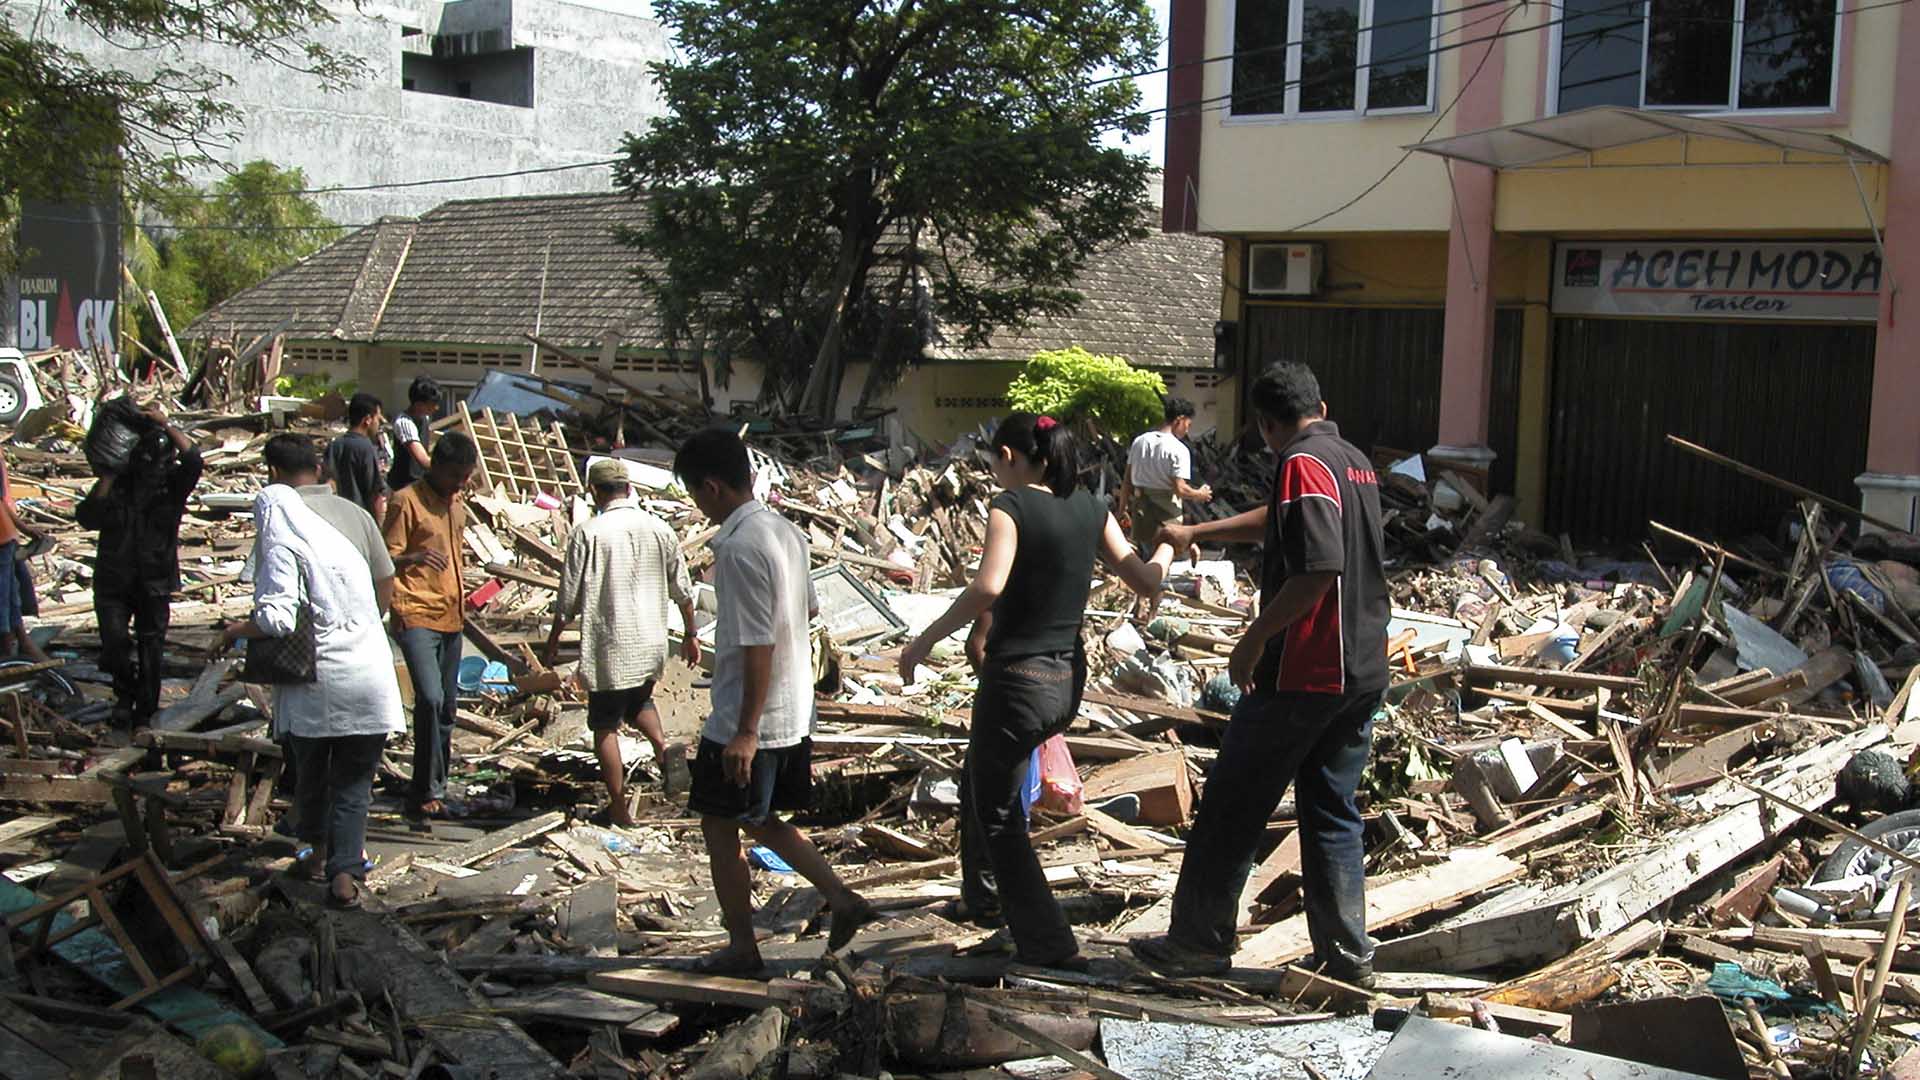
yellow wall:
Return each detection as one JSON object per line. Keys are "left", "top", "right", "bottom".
{"left": 1225, "top": 234, "right": 1533, "bottom": 306}
{"left": 1496, "top": 160, "right": 1889, "bottom": 235}
{"left": 1195, "top": 0, "right": 1908, "bottom": 235}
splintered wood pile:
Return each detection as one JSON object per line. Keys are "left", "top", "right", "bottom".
{"left": 5, "top": 389, "right": 1920, "bottom": 1078}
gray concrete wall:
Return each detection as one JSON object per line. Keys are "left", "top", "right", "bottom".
{"left": 10, "top": 0, "right": 668, "bottom": 224}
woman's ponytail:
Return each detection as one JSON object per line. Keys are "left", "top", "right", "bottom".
{"left": 992, "top": 412, "right": 1079, "bottom": 497}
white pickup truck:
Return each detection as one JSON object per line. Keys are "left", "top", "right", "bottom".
{"left": 0, "top": 349, "right": 48, "bottom": 424}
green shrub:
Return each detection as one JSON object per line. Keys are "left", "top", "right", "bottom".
{"left": 1005, "top": 347, "right": 1165, "bottom": 438}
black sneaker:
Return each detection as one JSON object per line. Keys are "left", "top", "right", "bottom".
{"left": 1128, "top": 934, "right": 1231, "bottom": 977}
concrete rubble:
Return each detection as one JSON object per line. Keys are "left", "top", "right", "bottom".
{"left": 3, "top": 343, "right": 1920, "bottom": 1078}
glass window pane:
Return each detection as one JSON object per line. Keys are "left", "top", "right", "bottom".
{"left": 1739, "top": 0, "right": 1836, "bottom": 108}
{"left": 1557, "top": 0, "right": 1646, "bottom": 110}
{"left": 1368, "top": 0, "right": 1433, "bottom": 109}
{"left": 1232, "top": 0, "right": 1292, "bottom": 115}
{"left": 1300, "top": 0, "right": 1361, "bottom": 112}
{"left": 1645, "top": 0, "right": 1735, "bottom": 107}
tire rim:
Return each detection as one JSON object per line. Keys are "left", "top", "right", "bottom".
{"left": 1841, "top": 826, "right": 1920, "bottom": 883}
{"left": 0, "top": 383, "right": 21, "bottom": 416}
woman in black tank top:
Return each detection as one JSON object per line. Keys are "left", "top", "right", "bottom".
{"left": 899, "top": 412, "right": 1173, "bottom": 968}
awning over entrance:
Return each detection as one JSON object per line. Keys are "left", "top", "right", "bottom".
{"left": 1404, "top": 106, "right": 1887, "bottom": 170}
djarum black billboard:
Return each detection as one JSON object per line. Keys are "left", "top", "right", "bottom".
{"left": 13, "top": 200, "right": 120, "bottom": 353}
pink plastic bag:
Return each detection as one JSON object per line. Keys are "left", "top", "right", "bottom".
{"left": 1034, "top": 734, "right": 1083, "bottom": 815}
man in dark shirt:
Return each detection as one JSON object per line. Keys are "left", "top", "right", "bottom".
{"left": 325, "top": 393, "right": 389, "bottom": 524}
{"left": 75, "top": 401, "right": 205, "bottom": 728}
{"left": 1131, "top": 362, "right": 1390, "bottom": 987}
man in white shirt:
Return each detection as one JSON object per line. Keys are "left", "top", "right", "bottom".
{"left": 545, "top": 458, "right": 699, "bottom": 828}
{"left": 1117, "top": 397, "right": 1212, "bottom": 621}
{"left": 674, "top": 428, "right": 873, "bottom": 974}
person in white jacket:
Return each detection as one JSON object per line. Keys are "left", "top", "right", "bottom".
{"left": 225, "top": 481, "right": 404, "bottom": 908}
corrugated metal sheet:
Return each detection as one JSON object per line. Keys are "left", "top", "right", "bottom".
{"left": 1240, "top": 305, "right": 1523, "bottom": 494}
{"left": 1546, "top": 317, "right": 1874, "bottom": 543}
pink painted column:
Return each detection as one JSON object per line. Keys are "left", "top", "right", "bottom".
{"left": 1431, "top": 22, "right": 1506, "bottom": 473}
{"left": 1857, "top": 3, "right": 1920, "bottom": 530}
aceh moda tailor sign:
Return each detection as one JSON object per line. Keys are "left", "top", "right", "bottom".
{"left": 1552, "top": 241, "right": 1882, "bottom": 322}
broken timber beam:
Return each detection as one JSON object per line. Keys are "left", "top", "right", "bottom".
{"left": 1373, "top": 723, "right": 1888, "bottom": 973}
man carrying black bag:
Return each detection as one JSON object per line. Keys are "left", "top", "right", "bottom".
{"left": 76, "top": 399, "right": 203, "bottom": 728}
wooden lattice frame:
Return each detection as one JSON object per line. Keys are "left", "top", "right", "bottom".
{"left": 455, "top": 403, "right": 584, "bottom": 502}
{"left": 6, "top": 852, "right": 211, "bottom": 1010}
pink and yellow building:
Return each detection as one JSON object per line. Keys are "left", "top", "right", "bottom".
{"left": 1163, "top": 0, "right": 1919, "bottom": 540}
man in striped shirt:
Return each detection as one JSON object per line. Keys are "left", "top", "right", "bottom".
{"left": 546, "top": 459, "right": 700, "bottom": 827}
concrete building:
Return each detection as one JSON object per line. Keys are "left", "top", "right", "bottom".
{"left": 11, "top": 0, "right": 669, "bottom": 223}
{"left": 185, "top": 191, "right": 1229, "bottom": 446}
{"left": 1161, "top": 0, "right": 1913, "bottom": 540}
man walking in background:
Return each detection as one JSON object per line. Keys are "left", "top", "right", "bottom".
{"left": 1132, "top": 363, "right": 1389, "bottom": 988}
{"left": 326, "top": 392, "right": 389, "bottom": 525}
{"left": 385, "top": 432, "right": 478, "bottom": 819}
{"left": 546, "top": 459, "right": 700, "bottom": 828}
{"left": 673, "top": 428, "right": 873, "bottom": 972}
{"left": 1116, "top": 396, "right": 1211, "bottom": 621}
{"left": 77, "top": 402, "right": 203, "bottom": 729}
{"left": 388, "top": 377, "right": 440, "bottom": 492}
{"left": 260, "top": 434, "right": 393, "bottom": 608}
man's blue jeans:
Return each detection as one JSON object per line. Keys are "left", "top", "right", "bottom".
{"left": 398, "top": 627, "right": 461, "bottom": 804}
{"left": 1167, "top": 687, "right": 1381, "bottom": 969}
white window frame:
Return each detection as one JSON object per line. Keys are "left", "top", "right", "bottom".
{"left": 1547, "top": 0, "right": 1842, "bottom": 116}
{"left": 1223, "top": 0, "right": 1440, "bottom": 123}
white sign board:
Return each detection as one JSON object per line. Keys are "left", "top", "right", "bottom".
{"left": 1553, "top": 242, "right": 1882, "bottom": 322}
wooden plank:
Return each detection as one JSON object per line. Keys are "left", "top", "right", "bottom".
{"left": 1464, "top": 663, "right": 1641, "bottom": 693}
{"left": 208, "top": 938, "right": 276, "bottom": 1015}
{"left": 1238, "top": 849, "right": 1524, "bottom": 968}
{"left": 1082, "top": 807, "right": 1162, "bottom": 853}
{"left": 1242, "top": 830, "right": 1302, "bottom": 924}
{"left": 491, "top": 986, "right": 661, "bottom": 1027}
{"left": 1479, "top": 802, "right": 1609, "bottom": 858}
{"left": 433, "top": 812, "right": 566, "bottom": 869}
{"left": 1374, "top": 723, "right": 1887, "bottom": 973}
{"left": 1079, "top": 689, "right": 1231, "bottom": 729}
{"left": 320, "top": 887, "right": 568, "bottom": 1077}
{"left": 1080, "top": 752, "right": 1192, "bottom": 828}
{"left": 0, "top": 877, "right": 279, "bottom": 1049}
{"left": 1780, "top": 646, "right": 1855, "bottom": 707}
{"left": 0, "top": 776, "right": 111, "bottom": 804}
{"left": 565, "top": 879, "right": 619, "bottom": 958}
{"left": 587, "top": 968, "right": 801, "bottom": 1010}
{"left": 1665, "top": 435, "right": 1910, "bottom": 533}
{"left": 1707, "top": 853, "right": 1787, "bottom": 927}
{"left": 0, "top": 815, "right": 60, "bottom": 849}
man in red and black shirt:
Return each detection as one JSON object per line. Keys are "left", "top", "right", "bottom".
{"left": 1132, "top": 362, "right": 1389, "bottom": 986}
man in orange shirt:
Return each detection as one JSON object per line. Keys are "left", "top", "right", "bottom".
{"left": 384, "top": 432, "right": 478, "bottom": 818}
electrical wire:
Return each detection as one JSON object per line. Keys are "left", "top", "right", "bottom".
{"left": 21, "top": 0, "right": 1909, "bottom": 232}
{"left": 1281, "top": 2, "right": 1522, "bottom": 232}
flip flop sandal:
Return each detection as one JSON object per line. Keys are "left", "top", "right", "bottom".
{"left": 288, "top": 847, "right": 324, "bottom": 880}
{"left": 326, "top": 881, "right": 364, "bottom": 911}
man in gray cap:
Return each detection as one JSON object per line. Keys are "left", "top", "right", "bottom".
{"left": 546, "top": 458, "right": 700, "bottom": 827}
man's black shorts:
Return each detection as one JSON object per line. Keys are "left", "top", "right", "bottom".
{"left": 586, "top": 680, "right": 657, "bottom": 733}
{"left": 686, "top": 736, "right": 813, "bottom": 825}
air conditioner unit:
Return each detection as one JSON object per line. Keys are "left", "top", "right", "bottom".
{"left": 1246, "top": 243, "right": 1323, "bottom": 297}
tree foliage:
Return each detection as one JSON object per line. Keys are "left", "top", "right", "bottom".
{"left": 0, "top": 0, "right": 363, "bottom": 209}
{"left": 614, "top": 0, "right": 1159, "bottom": 418}
{"left": 1006, "top": 346, "right": 1165, "bottom": 438}
{"left": 128, "top": 161, "right": 338, "bottom": 354}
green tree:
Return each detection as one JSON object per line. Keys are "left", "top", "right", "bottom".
{"left": 1006, "top": 346, "right": 1165, "bottom": 438}
{"left": 0, "top": 0, "right": 362, "bottom": 212}
{"left": 128, "top": 161, "right": 338, "bottom": 354}
{"left": 615, "top": 0, "right": 1158, "bottom": 420}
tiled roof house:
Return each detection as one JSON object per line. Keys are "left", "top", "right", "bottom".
{"left": 190, "top": 191, "right": 1231, "bottom": 440}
